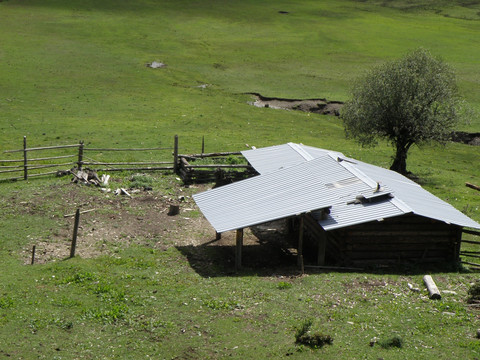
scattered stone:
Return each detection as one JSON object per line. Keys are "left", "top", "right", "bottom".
{"left": 146, "top": 61, "right": 167, "bottom": 69}
{"left": 443, "top": 290, "right": 457, "bottom": 295}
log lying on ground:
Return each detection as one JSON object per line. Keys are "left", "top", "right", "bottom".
{"left": 466, "top": 182, "right": 480, "bottom": 192}
{"left": 423, "top": 275, "right": 441, "bottom": 300}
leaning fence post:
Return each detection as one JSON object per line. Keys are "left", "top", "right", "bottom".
{"left": 77, "top": 141, "right": 84, "bottom": 170}
{"left": 70, "top": 209, "right": 80, "bottom": 258}
{"left": 173, "top": 135, "right": 179, "bottom": 174}
{"left": 23, "top": 136, "right": 28, "bottom": 180}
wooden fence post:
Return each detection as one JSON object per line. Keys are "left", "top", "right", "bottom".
{"left": 23, "top": 136, "right": 28, "bottom": 180}
{"left": 173, "top": 135, "right": 179, "bottom": 174}
{"left": 201, "top": 136, "right": 205, "bottom": 156}
{"left": 298, "top": 215, "right": 304, "bottom": 273}
{"left": 78, "top": 141, "right": 84, "bottom": 170}
{"left": 70, "top": 209, "right": 81, "bottom": 258}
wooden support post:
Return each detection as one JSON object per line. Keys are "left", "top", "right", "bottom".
{"left": 297, "top": 215, "right": 304, "bottom": 271}
{"left": 173, "top": 135, "right": 179, "bottom": 174}
{"left": 317, "top": 228, "right": 327, "bottom": 266}
{"left": 423, "top": 275, "right": 441, "bottom": 300}
{"left": 70, "top": 209, "right": 81, "bottom": 258}
{"left": 235, "top": 228, "right": 243, "bottom": 271}
{"left": 77, "top": 141, "right": 84, "bottom": 170}
{"left": 201, "top": 136, "right": 205, "bottom": 156}
{"left": 31, "top": 245, "right": 36, "bottom": 265}
{"left": 216, "top": 231, "right": 221, "bottom": 240}
{"left": 23, "top": 136, "right": 28, "bottom": 180}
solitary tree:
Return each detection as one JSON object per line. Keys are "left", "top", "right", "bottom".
{"left": 341, "top": 48, "right": 464, "bottom": 175}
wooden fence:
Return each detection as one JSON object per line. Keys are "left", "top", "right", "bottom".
{"left": 460, "top": 228, "right": 480, "bottom": 270}
{"left": 0, "top": 135, "right": 256, "bottom": 184}
{"left": 178, "top": 151, "right": 256, "bottom": 184}
{"left": 0, "top": 135, "right": 178, "bottom": 181}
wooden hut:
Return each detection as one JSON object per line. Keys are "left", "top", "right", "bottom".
{"left": 194, "top": 143, "right": 480, "bottom": 268}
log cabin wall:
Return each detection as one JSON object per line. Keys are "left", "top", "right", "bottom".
{"left": 325, "top": 214, "right": 462, "bottom": 267}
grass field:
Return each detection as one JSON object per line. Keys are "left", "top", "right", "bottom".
{"left": 1, "top": 0, "right": 480, "bottom": 358}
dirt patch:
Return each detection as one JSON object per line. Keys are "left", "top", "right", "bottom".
{"left": 248, "top": 93, "right": 343, "bottom": 116}
{"left": 20, "top": 180, "right": 291, "bottom": 269}
{"left": 451, "top": 131, "right": 480, "bottom": 146}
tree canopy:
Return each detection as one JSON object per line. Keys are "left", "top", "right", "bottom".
{"left": 341, "top": 48, "right": 464, "bottom": 175}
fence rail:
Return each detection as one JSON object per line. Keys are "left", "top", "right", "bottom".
{"left": 461, "top": 228, "right": 480, "bottom": 269}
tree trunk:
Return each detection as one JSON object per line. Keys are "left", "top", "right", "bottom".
{"left": 390, "top": 144, "right": 409, "bottom": 175}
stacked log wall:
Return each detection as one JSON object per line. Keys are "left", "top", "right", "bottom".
{"left": 327, "top": 214, "right": 461, "bottom": 266}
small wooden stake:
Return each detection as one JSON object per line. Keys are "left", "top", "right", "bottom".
{"left": 70, "top": 209, "right": 81, "bottom": 258}
{"left": 201, "top": 136, "right": 205, "bottom": 156}
{"left": 235, "top": 228, "right": 243, "bottom": 271}
{"left": 31, "top": 245, "right": 36, "bottom": 265}
{"left": 423, "top": 275, "right": 441, "bottom": 300}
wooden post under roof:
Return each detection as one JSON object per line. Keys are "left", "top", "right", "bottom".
{"left": 297, "top": 215, "right": 304, "bottom": 270}
{"left": 317, "top": 227, "right": 327, "bottom": 266}
{"left": 235, "top": 228, "right": 243, "bottom": 271}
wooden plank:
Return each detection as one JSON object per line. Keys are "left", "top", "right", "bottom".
{"left": 93, "top": 166, "right": 173, "bottom": 172}
{"left": 28, "top": 154, "right": 76, "bottom": 162}
{"left": 460, "top": 253, "right": 480, "bottom": 259}
{"left": 0, "top": 168, "right": 24, "bottom": 174}
{"left": 0, "top": 158, "right": 24, "bottom": 163}
{"left": 463, "top": 229, "right": 480, "bottom": 237}
{"left": 179, "top": 151, "right": 242, "bottom": 159}
{"left": 462, "top": 260, "right": 480, "bottom": 268}
{"left": 5, "top": 144, "right": 80, "bottom": 153}
{"left": 26, "top": 163, "right": 74, "bottom": 170}
{"left": 84, "top": 147, "right": 171, "bottom": 151}
{"left": 183, "top": 164, "right": 251, "bottom": 169}
{"left": 304, "top": 265, "right": 363, "bottom": 271}
{"left": 82, "top": 161, "right": 172, "bottom": 166}
{"left": 461, "top": 239, "right": 480, "bottom": 245}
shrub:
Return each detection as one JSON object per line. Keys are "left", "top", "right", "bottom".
{"left": 295, "top": 319, "right": 333, "bottom": 349}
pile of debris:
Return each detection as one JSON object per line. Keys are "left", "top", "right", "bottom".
{"left": 70, "top": 168, "right": 110, "bottom": 187}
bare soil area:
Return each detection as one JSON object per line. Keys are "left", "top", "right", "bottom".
{"left": 19, "top": 179, "right": 294, "bottom": 269}
{"left": 248, "top": 93, "right": 343, "bottom": 116}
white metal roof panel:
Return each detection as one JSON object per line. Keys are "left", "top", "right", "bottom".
{"left": 193, "top": 154, "right": 378, "bottom": 233}
{"left": 318, "top": 198, "right": 407, "bottom": 231}
{"left": 353, "top": 159, "right": 480, "bottom": 229}
{"left": 241, "top": 143, "right": 341, "bottom": 175}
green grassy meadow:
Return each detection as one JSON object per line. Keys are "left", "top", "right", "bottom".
{"left": 1, "top": 0, "right": 480, "bottom": 358}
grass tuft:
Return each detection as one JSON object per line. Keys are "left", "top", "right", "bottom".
{"left": 378, "top": 336, "right": 404, "bottom": 349}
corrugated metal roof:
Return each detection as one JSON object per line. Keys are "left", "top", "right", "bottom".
{"left": 193, "top": 154, "right": 381, "bottom": 233}
{"left": 194, "top": 143, "right": 480, "bottom": 232}
{"left": 241, "top": 143, "right": 342, "bottom": 175}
